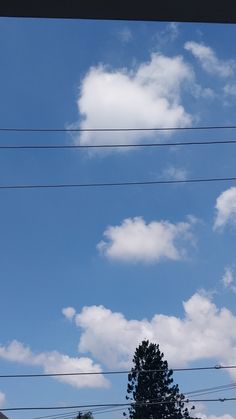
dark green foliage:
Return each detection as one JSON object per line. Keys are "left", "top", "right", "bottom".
{"left": 124, "top": 340, "right": 200, "bottom": 419}
{"left": 76, "top": 413, "right": 93, "bottom": 419}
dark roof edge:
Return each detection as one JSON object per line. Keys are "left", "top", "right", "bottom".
{"left": 0, "top": 0, "right": 236, "bottom": 23}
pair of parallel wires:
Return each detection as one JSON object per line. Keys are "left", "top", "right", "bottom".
{"left": 1, "top": 364, "right": 236, "bottom": 412}
{"left": 1, "top": 124, "right": 236, "bottom": 190}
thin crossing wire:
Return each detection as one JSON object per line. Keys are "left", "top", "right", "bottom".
{"left": 33, "top": 406, "right": 129, "bottom": 419}
{"left": 1, "top": 398, "right": 236, "bottom": 412}
{"left": 185, "top": 382, "right": 236, "bottom": 397}
{"left": 2, "top": 138, "right": 236, "bottom": 149}
{"left": 29, "top": 386, "right": 236, "bottom": 419}
{"left": 0, "top": 364, "right": 235, "bottom": 378}
{"left": 1, "top": 124, "right": 236, "bottom": 132}
{"left": 1, "top": 176, "right": 236, "bottom": 190}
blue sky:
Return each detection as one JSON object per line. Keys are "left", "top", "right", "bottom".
{"left": 0, "top": 17, "right": 236, "bottom": 419}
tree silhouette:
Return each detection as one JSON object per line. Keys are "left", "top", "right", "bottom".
{"left": 76, "top": 412, "right": 93, "bottom": 419}
{"left": 124, "top": 340, "right": 200, "bottom": 419}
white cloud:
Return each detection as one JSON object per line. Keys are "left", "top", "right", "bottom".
{"left": 202, "top": 416, "right": 235, "bottom": 419}
{"left": 74, "top": 53, "right": 194, "bottom": 148}
{"left": 97, "top": 216, "right": 194, "bottom": 263}
{"left": 184, "top": 41, "right": 234, "bottom": 77}
{"left": 73, "top": 292, "right": 236, "bottom": 377}
{"left": 192, "top": 403, "right": 235, "bottom": 418}
{"left": 62, "top": 307, "right": 76, "bottom": 321}
{"left": 194, "top": 412, "right": 234, "bottom": 419}
{"left": 161, "top": 166, "right": 188, "bottom": 181}
{"left": 214, "top": 187, "right": 236, "bottom": 230}
{"left": 0, "top": 340, "right": 109, "bottom": 389}
{"left": 0, "top": 391, "right": 5, "bottom": 408}
{"left": 222, "top": 267, "right": 234, "bottom": 288}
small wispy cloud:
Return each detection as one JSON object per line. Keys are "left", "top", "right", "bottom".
{"left": 224, "top": 83, "right": 236, "bottom": 96}
{"left": 184, "top": 41, "right": 234, "bottom": 78}
{"left": 161, "top": 166, "right": 188, "bottom": 181}
{"left": 155, "top": 22, "right": 180, "bottom": 46}
{"left": 117, "top": 27, "right": 133, "bottom": 43}
{"left": 62, "top": 307, "right": 76, "bottom": 321}
{"left": 221, "top": 266, "right": 236, "bottom": 294}
{"left": 222, "top": 266, "right": 234, "bottom": 287}
{"left": 0, "top": 391, "right": 6, "bottom": 408}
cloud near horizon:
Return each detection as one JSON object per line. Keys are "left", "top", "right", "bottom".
{"left": 0, "top": 341, "right": 109, "bottom": 389}
{"left": 194, "top": 412, "right": 234, "bottom": 419}
{"left": 1, "top": 290, "right": 236, "bottom": 392}
{"left": 61, "top": 292, "right": 236, "bottom": 380}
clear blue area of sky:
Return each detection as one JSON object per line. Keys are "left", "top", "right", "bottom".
{"left": 0, "top": 17, "right": 236, "bottom": 419}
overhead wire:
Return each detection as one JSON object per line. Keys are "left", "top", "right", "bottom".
{"left": 1, "top": 127, "right": 236, "bottom": 417}
{"left": 0, "top": 364, "right": 236, "bottom": 378}
{"left": 91, "top": 408, "right": 133, "bottom": 418}
{"left": 1, "top": 124, "right": 236, "bottom": 133}
{"left": 32, "top": 405, "right": 116, "bottom": 419}
{"left": 31, "top": 405, "right": 119, "bottom": 419}
{"left": 31, "top": 405, "right": 126, "bottom": 419}
{"left": 1, "top": 176, "right": 236, "bottom": 190}
{"left": 2, "top": 138, "right": 236, "bottom": 149}
{"left": 185, "top": 382, "right": 236, "bottom": 397}
{"left": 29, "top": 386, "right": 236, "bottom": 419}
{"left": 32, "top": 412, "right": 81, "bottom": 419}
{"left": 32, "top": 407, "right": 129, "bottom": 419}
{"left": 186, "top": 387, "right": 236, "bottom": 398}
{"left": 1, "top": 397, "right": 236, "bottom": 412}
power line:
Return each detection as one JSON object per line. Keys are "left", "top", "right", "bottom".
{"left": 0, "top": 364, "right": 235, "bottom": 378}
{"left": 29, "top": 386, "right": 236, "bottom": 419}
{"left": 93, "top": 406, "right": 129, "bottom": 416}
{"left": 33, "top": 412, "right": 81, "bottom": 419}
{"left": 1, "top": 176, "right": 236, "bottom": 190}
{"left": 1, "top": 398, "right": 236, "bottom": 412}
{"left": 185, "top": 382, "right": 236, "bottom": 397}
{"left": 2, "top": 138, "right": 236, "bottom": 150}
{"left": 29, "top": 383, "right": 236, "bottom": 419}
{"left": 32, "top": 406, "right": 113, "bottom": 419}
{"left": 32, "top": 405, "right": 125, "bottom": 419}
{"left": 187, "top": 398, "right": 236, "bottom": 402}
{"left": 186, "top": 382, "right": 236, "bottom": 395}
{"left": 186, "top": 386, "right": 236, "bottom": 398}
{"left": 32, "top": 405, "right": 116, "bottom": 419}
{"left": 1, "top": 124, "right": 236, "bottom": 133}
{"left": 0, "top": 403, "right": 128, "bottom": 413}
{"left": 33, "top": 406, "right": 129, "bottom": 419}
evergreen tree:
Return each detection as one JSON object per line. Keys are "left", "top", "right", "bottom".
{"left": 124, "top": 340, "right": 199, "bottom": 419}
